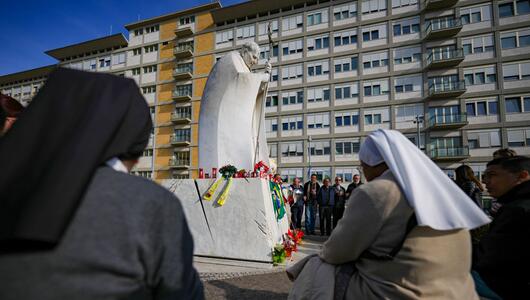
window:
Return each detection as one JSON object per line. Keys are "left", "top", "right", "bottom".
{"left": 309, "top": 140, "right": 331, "bottom": 156}
{"left": 335, "top": 56, "right": 359, "bottom": 73}
{"left": 503, "top": 61, "right": 530, "bottom": 81}
{"left": 143, "top": 65, "right": 157, "bottom": 73}
{"left": 307, "top": 35, "right": 330, "bottom": 51}
{"left": 363, "top": 79, "right": 389, "bottom": 96}
{"left": 307, "top": 113, "right": 331, "bottom": 129}
{"left": 112, "top": 53, "right": 126, "bottom": 65}
{"left": 270, "top": 68, "right": 279, "bottom": 82}
{"left": 335, "top": 111, "right": 360, "bottom": 127}
{"left": 460, "top": 5, "right": 491, "bottom": 24}
{"left": 281, "top": 168, "right": 303, "bottom": 183}
{"left": 99, "top": 56, "right": 111, "bottom": 68}
{"left": 462, "top": 34, "right": 495, "bottom": 55}
{"left": 335, "top": 167, "right": 359, "bottom": 183}
{"left": 134, "top": 28, "right": 143, "bottom": 36}
{"left": 132, "top": 48, "right": 142, "bottom": 56}
{"left": 268, "top": 143, "right": 278, "bottom": 158}
{"left": 142, "top": 86, "right": 156, "bottom": 94}
{"left": 258, "top": 21, "right": 279, "bottom": 36}
{"left": 335, "top": 140, "right": 361, "bottom": 156}
{"left": 501, "top": 28, "right": 530, "bottom": 49}
{"left": 392, "top": 0, "right": 418, "bottom": 9}
{"left": 236, "top": 25, "right": 255, "bottom": 40}
{"left": 266, "top": 93, "right": 279, "bottom": 107}
{"left": 499, "top": 0, "right": 530, "bottom": 18}
{"left": 362, "top": 51, "right": 388, "bottom": 69}
{"left": 135, "top": 171, "right": 152, "bottom": 179}
{"left": 281, "top": 142, "right": 304, "bottom": 157}
{"left": 307, "top": 9, "right": 328, "bottom": 26}
{"left": 310, "top": 168, "right": 332, "bottom": 181}
{"left": 361, "top": 0, "right": 387, "bottom": 14}
{"left": 145, "top": 25, "right": 159, "bottom": 33}
{"left": 143, "top": 149, "right": 153, "bottom": 157}
{"left": 464, "top": 66, "right": 496, "bottom": 85}
{"left": 507, "top": 127, "right": 530, "bottom": 147}
{"left": 362, "top": 23, "right": 386, "bottom": 42}
{"left": 333, "top": 3, "right": 357, "bottom": 20}
{"left": 173, "top": 128, "right": 191, "bottom": 142}
{"left": 144, "top": 44, "right": 158, "bottom": 53}
{"left": 216, "top": 30, "right": 233, "bottom": 44}
{"left": 260, "top": 45, "right": 279, "bottom": 60}
{"left": 393, "top": 46, "right": 422, "bottom": 64}
{"left": 179, "top": 16, "right": 195, "bottom": 25}
{"left": 282, "top": 39, "right": 303, "bottom": 56}
{"left": 174, "top": 84, "right": 192, "bottom": 96}
{"left": 395, "top": 103, "right": 423, "bottom": 122}
{"left": 281, "top": 116, "right": 304, "bottom": 131}
{"left": 466, "top": 99, "right": 498, "bottom": 116}
{"left": 132, "top": 68, "right": 141, "bottom": 76}
{"left": 281, "top": 64, "right": 303, "bottom": 80}
{"left": 335, "top": 82, "right": 359, "bottom": 100}
{"left": 282, "top": 90, "right": 304, "bottom": 105}
{"left": 468, "top": 130, "right": 501, "bottom": 149}
{"left": 394, "top": 75, "right": 421, "bottom": 93}
{"left": 307, "top": 86, "right": 331, "bottom": 102}
{"left": 334, "top": 30, "right": 358, "bottom": 46}
{"left": 393, "top": 17, "right": 420, "bottom": 36}
{"left": 282, "top": 14, "right": 304, "bottom": 31}
{"left": 265, "top": 118, "right": 278, "bottom": 133}
{"left": 505, "top": 95, "right": 530, "bottom": 113}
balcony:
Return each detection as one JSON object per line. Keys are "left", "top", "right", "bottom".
{"left": 427, "top": 114, "right": 468, "bottom": 130}
{"left": 423, "top": 0, "right": 458, "bottom": 11}
{"left": 173, "top": 44, "right": 194, "bottom": 59}
{"left": 169, "top": 158, "right": 190, "bottom": 169}
{"left": 173, "top": 66, "right": 193, "bottom": 80}
{"left": 174, "top": 27, "right": 194, "bottom": 38}
{"left": 425, "top": 48, "right": 464, "bottom": 70}
{"left": 429, "top": 146, "right": 470, "bottom": 161}
{"left": 171, "top": 111, "right": 192, "bottom": 124}
{"left": 427, "top": 81, "right": 466, "bottom": 100}
{"left": 424, "top": 17, "right": 462, "bottom": 41}
{"left": 170, "top": 135, "right": 191, "bottom": 146}
{"left": 172, "top": 90, "right": 192, "bottom": 102}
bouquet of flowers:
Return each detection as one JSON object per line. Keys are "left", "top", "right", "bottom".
{"left": 204, "top": 164, "right": 238, "bottom": 205}
{"left": 287, "top": 229, "right": 304, "bottom": 246}
{"left": 273, "top": 244, "right": 286, "bottom": 264}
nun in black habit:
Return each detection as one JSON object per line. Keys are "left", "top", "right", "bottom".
{"left": 0, "top": 68, "right": 204, "bottom": 300}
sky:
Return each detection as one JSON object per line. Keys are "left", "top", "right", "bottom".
{"left": 0, "top": 0, "right": 246, "bottom": 76}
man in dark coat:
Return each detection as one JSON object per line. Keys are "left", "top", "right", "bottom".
{"left": 0, "top": 68, "right": 203, "bottom": 300}
{"left": 289, "top": 177, "right": 305, "bottom": 230}
{"left": 304, "top": 174, "right": 320, "bottom": 235}
{"left": 345, "top": 174, "right": 363, "bottom": 200}
{"left": 474, "top": 156, "right": 530, "bottom": 300}
{"left": 317, "top": 178, "right": 335, "bottom": 236}
{"left": 332, "top": 176, "right": 347, "bottom": 228}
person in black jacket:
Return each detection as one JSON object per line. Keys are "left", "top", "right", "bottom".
{"left": 332, "top": 176, "right": 346, "bottom": 228}
{"left": 474, "top": 156, "right": 530, "bottom": 300}
{"left": 303, "top": 174, "right": 320, "bottom": 235}
{"left": 455, "top": 164, "right": 484, "bottom": 208}
{"left": 317, "top": 178, "right": 335, "bottom": 236}
{"left": 345, "top": 174, "right": 362, "bottom": 200}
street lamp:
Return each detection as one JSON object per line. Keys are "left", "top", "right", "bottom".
{"left": 413, "top": 115, "right": 424, "bottom": 149}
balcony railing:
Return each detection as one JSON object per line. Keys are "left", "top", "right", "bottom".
{"left": 173, "top": 43, "right": 194, "bottom": 58}
{"left": 171, "top": 110, "right": 192, "bottom": 123}
{"left": 428, "top": 113, "right": 468, "bottom": 129}
{"left": 429, "top": 146, "right": 470, "bottom": 160}
{"left": 427, "top": 80, "right": 466, "bottom": 99}
{"left": 174, "top": 26, "right": 194, "bottom": 38}
{"left": 425, "top": 48, "right": 464, "bottom": 69}
{"left": 424, "top": 17, "right": 462, "bottom": 40}
{"left": 424, "top": 0, "right": 458, "bottom": 11}
{"left": 172, "top": 88, "right": 192, "bottom": 101}
{"left": 170, "top": 134, "right": 191, "bottom": 145}
{"left": 173, "top": 65, "right": 193, "bottom": 80}
{"left": 169, "top": 158, "right": 190, "bottom": 168}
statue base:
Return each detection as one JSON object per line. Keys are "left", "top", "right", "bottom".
{"left": 162, "top": 178, "right": 289, "bottom": 263}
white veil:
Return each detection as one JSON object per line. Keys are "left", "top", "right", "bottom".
{"left": 359, "top": 129, "right": 490, "bottom": 230}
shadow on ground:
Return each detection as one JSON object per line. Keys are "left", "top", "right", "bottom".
{"left": 203, "top": 272, "right": 292, "bottom": 300}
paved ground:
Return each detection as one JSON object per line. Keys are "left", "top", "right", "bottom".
{"left": 197, "top": 234, "right": 327, "bottom": 299}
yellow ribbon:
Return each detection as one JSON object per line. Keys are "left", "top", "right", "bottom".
{"left": 203, "top": 178, "right": 222, "bottom": 201}
{"left": 217, "top": 177, "right": 233, "bottom": 206}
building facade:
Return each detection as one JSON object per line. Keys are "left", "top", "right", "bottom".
{"left": 1, "top": 0, "right": 530, "bottom": 183}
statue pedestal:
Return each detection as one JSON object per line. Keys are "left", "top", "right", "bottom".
{"left": 162, "top": 178, "right": 289, "bottom": 263}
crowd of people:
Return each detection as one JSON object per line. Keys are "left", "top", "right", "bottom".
{"left": 1, "top": 68, "right": 529, "bottom": 300}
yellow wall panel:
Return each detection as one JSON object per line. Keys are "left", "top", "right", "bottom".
{"left": 160, "top": 20, "right": 177, "bottom": 40}
{"left": 157, "top": 103, "right": 173, "bottom": 123}
{"left": 196, "top": 12, "right": 214, "bottom": 32}
{"left": 193, "top": 78, "right": 207, "bottom": 97}
{"left": 158, "top": 83, "right": 174, "bottom": 102}
{"left": 159, "top": 62, "right": 175, "bottom": 81}
{"left": 191, "top": 147, "right": 199, "bottom": 169}
{"left": 157, "top": 126, "right": 173, "bottom": 145}
{"left": 192, "top": 101, "right": 201, "bottom": 122}
{"left": 155, "top": 170, "right": 171, "bottom": 180}
{"left": 160, "top": 41, "right": 174, "bottom": 60}
{"left": 195, "top": 32, "right": 214, "bottom": 54}
{"left": 195, "top": 55, "right": 213, "bottom": 76}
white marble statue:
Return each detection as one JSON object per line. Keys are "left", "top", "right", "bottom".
{"left": 199, "top": 42, "right": 271, "bottom": 172}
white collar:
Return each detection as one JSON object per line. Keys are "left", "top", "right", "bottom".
{"left": 105, "top": 157, "right": 129, "bottom": 174}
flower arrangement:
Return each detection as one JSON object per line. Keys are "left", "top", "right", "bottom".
{"left": 273, "top": 244, "right": 286, "bottom": 264}
{"left": 219, "top": 164, "right": 237, "bottom": 178}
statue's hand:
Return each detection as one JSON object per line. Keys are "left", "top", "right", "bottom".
{"left": 265, "top": 62, "right": 272, "bottom": 74}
